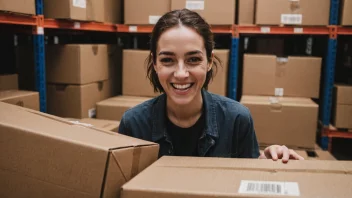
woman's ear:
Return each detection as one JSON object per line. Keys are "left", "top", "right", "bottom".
{"left": 208, "top": 51, "right": 214, "bottom": 71}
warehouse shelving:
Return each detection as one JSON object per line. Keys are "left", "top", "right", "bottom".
{"left": 1, "top": 0, "right": 349, "bottom": 151}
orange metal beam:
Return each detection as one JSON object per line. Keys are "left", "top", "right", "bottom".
{"left": 44, "top": 19, "right": 117, "bottom": 32}
{"left": 0, "top": 12, "right": 37, "bottom": 26}
{"left": 236, "top": 25, "right": 330, "bottom": 35}
{"left": 337, "top": 27, "right": 352, "bottom": 35}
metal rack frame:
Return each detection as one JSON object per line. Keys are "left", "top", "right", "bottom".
{"left": 1, "top": 0, "right": 349, "bottom": 150}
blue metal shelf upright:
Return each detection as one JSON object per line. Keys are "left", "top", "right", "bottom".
{"left": 33, "top": 0, "right": 46, "bottom": 112}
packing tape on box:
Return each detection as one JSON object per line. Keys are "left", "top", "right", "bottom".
{"left": 289, "top": 0, "right": 300, "bottom": 11}
{"left": 131, "top": 147, "right": 142, "bottom": 177}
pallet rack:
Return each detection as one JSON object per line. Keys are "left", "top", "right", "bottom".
{"left": 0, "top": 0, "right": 349, "bottom": 150}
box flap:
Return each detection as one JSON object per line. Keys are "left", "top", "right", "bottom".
{"left": 0, "top": 90, "right": 38, "bottom": 100}
{"left": 241, "top": 95, "right": 318, "bottom": 108}
{"left": 0, "top": 102, "right": 156, "bottom": 150}
{"left": 97, "top": 96, "right": 151, "bottom": 107}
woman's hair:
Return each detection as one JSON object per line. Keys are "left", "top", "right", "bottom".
{"left": 146, "top": 9, "right": 221, "bottom": 93}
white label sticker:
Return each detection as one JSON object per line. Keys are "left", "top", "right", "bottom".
{"left": 281, "top": 14, "right": 302, "bottom": 25}
{"left": 260, "top": 27, "right": 271, "bottom": 33}
{"left": 149, "top": 16, "right": 161, "bottom": 24}
{"left": 277, "top": 57, "right": 288, "bottom": 63}
{"left": 275, "top": 88, "right": 284, "bottom": 96}
{"left": 37, "top": 27, "right": 44, "bottom": 35}
{"left": 54, "top": 36, "right": 59, "bottom": 44}
{"left": 294, "top": 28, "right": 303, "bottom": 33}
{"left": 74, "top": 22, "right": 81, "bottom": 29}
{"left": 88, "top": 108, "right": 96, "bottom": 118}
{"left": 186, "top": 1, "right": 205, "bottom": 10}
{"left": 129, "top": 26, "right": 138, "bottom": 32}
{"left": 73, "top": 0, "right": 86, "bottom": 8}
{"left": 238, "top": 180, "right": 300, "bottom": 196}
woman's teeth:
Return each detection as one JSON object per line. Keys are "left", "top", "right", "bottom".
{"left": 171, "top": 83, "right": 192, "bottom": 90}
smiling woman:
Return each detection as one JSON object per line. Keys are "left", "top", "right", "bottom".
{"left": 118, "top": 9, "right": 304, "bottom": 162}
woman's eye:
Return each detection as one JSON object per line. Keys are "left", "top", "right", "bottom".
{"left": 160, "top": 58, "right": 174, "bottom": 64}
{"left": 187, "top": 57, "right": 202, "bottom": 64}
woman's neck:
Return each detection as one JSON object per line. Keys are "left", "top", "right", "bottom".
{"left": 166, "top": 92, "right": 203, "bottom": 128}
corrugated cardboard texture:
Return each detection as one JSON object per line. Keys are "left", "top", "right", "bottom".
{"left": 124, "top": 0, "right": 170, "bottom": 24}
{"left": 47, "top": 80, "right": 111, "bottom": 119}
{"left": 0, "top": 90, "right": 39, "bottom": 111}
{"left": 260, "top": 150, "right": 336, "bottom": 161}
{"left": 0, "top": 0, "right": 35, "bottom": 15}
{"left": 104, "top": 0, "right": 122, "bottom": 24}
{"left": 122, "top": 50, "right": 160, "bottom": 97}
{"left": 0, "top": 74, "right": 18, "bottom": 91}
{"left": 121, "top": 156, "right": 352, "bottom": 198}
{"left": 238, "top": 0, "right": 255, "bottom": 25}
{"left": 46, "top": 44, "right": 109, "bottom": 85}
{"left": 97, "top": 96, "right": 151, "bottom": 121}
{"left": 243, "top": 54, "right": 322, "bottom": 98}
{"left": 333, "top": 85, "right": 352, "bottom": 128}
{"left": 44, "top": 0, "right": 87, "bottom": 21}
{"left": 208, "top": 50, "right": 229, "bottom": 96}
{"left": 241, "top": 95, "right": 318, "bottom": 149}
{"left": 341, "top": 0, "right": 352, "bottom": 25}
{"left": 67, "top": 118, "right": 120, "bottom": 132}
{"left": 256, "top": 0, "right": 330, "bottom": 25}
{"left": 171, "top": 0, "right": 235, "bottom": 25}
{"left": 0, "top": 102, "right": 159, "bottom": 198}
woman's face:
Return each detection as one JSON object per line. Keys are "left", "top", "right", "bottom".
{"left": 154, "top": 25, "right": 211, "bottom": 106}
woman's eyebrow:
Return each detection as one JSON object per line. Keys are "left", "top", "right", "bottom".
{"left": 185, "top": 50, "right": 203, "bottom": 56}
{"left": 158, "top": 51, "right": 175, "bottom": 56}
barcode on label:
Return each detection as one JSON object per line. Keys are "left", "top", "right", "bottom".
{"left": 186, "top": 1, "right": 205, "bottom": 10}
{"left": 238, "top": 180, "right": 300, "bottom": 196}
{"left": 281, "top": 14, "right": 302, "bottom": 25}
{"left": 73, "top": 0, "right": 86, "bottom": 8}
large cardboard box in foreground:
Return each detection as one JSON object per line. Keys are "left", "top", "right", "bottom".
{"left": 0, "top": 90, "right": 39, "bottom": 111}
{"left": 124, "top": 0, "right": 170, "bottom": 24}
{"left": 256, "top": 0, "right": 330, "bottom": 25}
{"left": 122, "top": 50, "right": 159, "bottom": 97}
{"left": 47, "top": 80, "right": 111, "bottom": 119}
{"left": 44, "top": 0, "right": 104, "bottom": 22}
{"left": 332, "top": 85, "right": 352, "bottom": 129}
{"left": 243, "top": 54, "right": 322, "bottom": 98}
{"left": 0, "top": 102, "right": 159, "bottom": 198}
{"left": 171, "top": 0, "right": 235, "bottom": 25}
{"left": 341, "top": 0, "right": 352, "bottom": 25}
{"left": 46, "top": 44, "right": 109, "bottom": 85}
{"left": 67, "top": 118, "right": 120, "bottom": 132}
{"left": 0, "top": 74, "right": 18, "bottom": 91}
{"left": 241, "top": 96, "right": 318, "bottom": 149}
{"left": 97, "top": 96, "right": 151, "bottom": 121}
{"left": 0, "top": 0, "right": 35, "bottom": 15}
{"left": 121, "top": 156, "right": 352, "bottom": 198}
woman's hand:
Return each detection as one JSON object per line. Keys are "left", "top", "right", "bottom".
{"left": 259, "top": 145, "right": 305, "bottom": 163}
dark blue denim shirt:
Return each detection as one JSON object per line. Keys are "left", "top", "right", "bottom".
{"left": 118, "top": 89, "right": 260, "bottom": 158}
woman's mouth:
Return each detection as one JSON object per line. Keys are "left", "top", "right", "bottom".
{"left": 170, "top": 83, "right": 194, "bottom": 90}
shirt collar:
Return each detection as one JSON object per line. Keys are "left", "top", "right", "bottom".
{"left": 151, "top": 89, "right": 219, "bottom": 142}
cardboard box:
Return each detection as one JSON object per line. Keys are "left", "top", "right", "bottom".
{"left": 67, "top": 118, "right": 120, "bottom": 132}
{"left": 341, "top": 0, "right": 352, "bottom": 25}
{"left": 97, "top": 96, "right": 151, "bottom": 121}
{"left": 47, "top": 80, "right": 111, "bottom": 119}
{"left": 241, "top": 95, "right": 318, "bottom": 149}
{"left": 124, "top": 0, "right": 170, "bottom": 24}
{"left": 256, "top": 0, "right": 330, "bottom": 26}
{"left": 122, "top": 50, "right": 159, "bottom": 97}
{"left": 0, "top": 0, "right": 35, "bottom": 15}
{"left": 46, "top": 44, "right": 109, "bottom": 85}
{"left": 243, "top": 54, "right": 322, "bottom": 98}
{"left": 171, "top": 0, "right": 235, "bottom": 25}
{"left": 332, "top": 85, "right": 352, "bottom": 129}
{"left": 0, "top": 90, "right": 39, "bottom": 111}
{"left": 104, "top": 0, "right": 122, "bottom": 24}
{"left": 260, "top": 150, "right": 336, "bottom": 161}
{"left": 0, "top": 74, "right": 18, "bottom": 91}
{"left": 121, "top": 156, "right": 352, "bottom": 198}
{"left": 0, "top": 102, "right": 159, "bottom": 198}
{"left": 208, "top": 50, "right": 229, "bottom": 96}
{"left": 238, "top": 0, "right": 255, "bottom": 25}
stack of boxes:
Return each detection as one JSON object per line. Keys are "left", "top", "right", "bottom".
{"left": 240, "top": 54, "right": 322, "bottom": 149}
{"left": 332, "top": 85, "right": 352, "bottom": 129}
{"left": 0, "top": 0, "right": 35, "bottom": 15}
